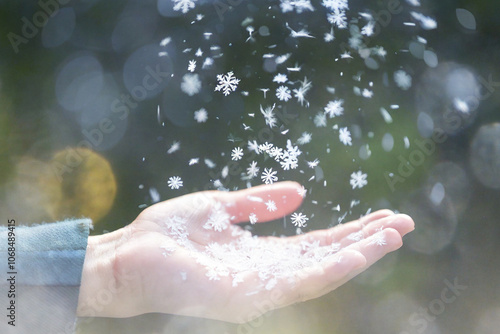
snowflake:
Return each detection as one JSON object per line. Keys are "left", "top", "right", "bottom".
{"left": 362, "top": 89, "right": 373, "bottom": 98}
{"left": 246, "top": 161, "right": 260, "bottom": 178}
{"left": 349, "top": 35, "right": 362, "bottom": 49}
{"left": 167, "top": 176, "right": 183, "bottom": 189}
{"left": 247, "top": 140, "right": 260, "bottom": 154}
{"left": 350, "top": 170, "right": 368, "bottom": 189}
{"left": 280, "top": 0, "right": 314, "bottom": 13}
{"left": 188, "top": 158, "right": 199, "bottom": 165}
{"left": 322, "top": 0, "right": 348, "bottom": 11}
{"left": 293, "top": 77, "right": 312, "bottom": 107}
{"left": 327, "top": 10, "right": 348, "bottom": 28}
{"left": 368, "top": 231, "right": 387, "bottom": 246}
{"left": 172, "top": 0, "right": 197, "bottom": 14}
{"left": 195, "top": 48, "right": 203, "bottom": 57}
{"left": 297, "top": 132, "right": 312, "bottom": 145}
{"left": 307, "top": 159, "right": 319, "bottom": 168}
{"left": 410, "top": 11, "right": 437, "bottom": 30}
{"left": 280, "top": 151, "right": 299, "bottom": 170}
{"left": 268, "top": 146, "right": 283, "bottom": 161}
{"left": 260, "top": 104, "right": 277, "bottom": 128}
{"left": 361, "top": 21, "right": 375, "bottom": 36}
{"left": 187, "top": 59, "right": 196, "bottom": 72}
{"left": 273, "top": 73, "right": 288, "bottom": 83}
{"left": 181, "top": 73, "right": 202, "bottom": 96}
{"left": 215, "top": 71, "right": 240, "bottom": 96}
{"left": 231, "top": 147, "right": 244, "bottom": 161}
{"left": 249, "top": 213, "right": 258, "bottom": 224}
{"left": 286, "top": 139, "right": 302, "bottom": 157}
{"left": 258, "top": 142, "right": 273, "bottom": 154}
{"left": 339, "top": 127, "right": 352, "bottom": 146}
{"left": 202, "top": 57, "right": 214, "bottom": 69}
{"left": 374, "top": 46, "right": 387, "bottom": 58}
{"left": 167, "top": 141, "right": 180, "bottom": 154}
{"left": 453, "top": 98, "right": 470, "bottom": 114}
{"left": 324, "top": 99, "right": 344, "bottom": 118}
{"left": 265, "top": 200, "right": 277, "bottom": 212}
{"left": 204, "top": 158, "right": 216, "bottom": 168}
{"left": 394, "top": 70, "right": 412, "bottom": 90}
{"left": 194, "top": 108, "right": 208, "bottom": 123}
{"left": 340, "top": 51, "right": 353, "bottom": 59}
{"left": 149, "top": 187, "right": 160, "bottom": 203}
{"left": 261, "top": 168, "right": 278, "bottom": 184}
{"left": 276, "top": 85, "right": 292, "bottom": 101}
{"left": 314, "top": 112, "right": 327, "bottom": 127}
{"left": 347, "top": 231, "right": 364, "bottom": 241}
{"left": 324, "top": 27, "right": 335, "bottom": 42}
{"left": 406, "top": 0, "right": 421, "bottom": 6}
{"left": 297, "top": 185, "right": 307, "bottom": 197}
{"left": 291, "top": 212, "right": 309, "bottom": 227}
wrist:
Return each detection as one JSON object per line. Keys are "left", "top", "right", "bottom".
{"left": 77, "top": 227, "right": 131, "bottom": 317}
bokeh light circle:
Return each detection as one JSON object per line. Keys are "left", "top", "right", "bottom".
{"left": 470, "top": 123, "right": 500, "bottom": 189}
{"left": 55, "top": 53, "right": 104, "bottom": 111}
{"left": 50, "top": 147, "right": 117, "bottom": 223}
{"left": 123, "top": 44, "right": 173, "bottom": 101}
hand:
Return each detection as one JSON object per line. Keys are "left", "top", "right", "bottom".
{"left": 77, "top": 181, "right": 414, "bottom": 323}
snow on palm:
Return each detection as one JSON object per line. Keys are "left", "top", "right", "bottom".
{"left": 203, "top": 202, "right": 230, "bottom": 232}
{"left": 265, "top": 200, "right": 277, "bottom": 212}
{"left": 215, "top": 71, "right": 240, "bottom": 96}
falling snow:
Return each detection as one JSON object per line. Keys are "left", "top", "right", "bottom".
{"left": 350, "top": 170, "right": 368, "bottom": 189}
{"left": 167, "top": 176, "right": 183, "bottom": 190}
{"left": 215, "top": 71, "right": 240, "bottom": 96}
{"left": 181, "top": 73, "right": 202, "bottom": 96}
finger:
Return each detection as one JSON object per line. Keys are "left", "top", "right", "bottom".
{"left": 343, "top": 227, "right": 403, "bottom": 267}
{"left": 214, "top": 181, "right": 304, "bottom": 224}
{"left": 289, "top": 228, "right": 404, "bottom": 304}
{"left": 284, "top": 209, "right": 396, "bottom": 246}
{"left": 275, "top": 249, "right": 367, "bottom": 307}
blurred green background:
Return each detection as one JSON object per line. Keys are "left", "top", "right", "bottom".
{"left": 1, "top": 0, "right": 500, "bottom": 333}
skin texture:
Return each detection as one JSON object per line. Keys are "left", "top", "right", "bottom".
{"left": 77, "top": 181, "right": 414, "bottom": 323}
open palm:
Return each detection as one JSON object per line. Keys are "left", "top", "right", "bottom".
{"left": 81, "top": 181, "right": 414, "bottom": 323}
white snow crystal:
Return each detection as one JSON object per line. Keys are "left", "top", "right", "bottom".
{"left": 394, "top": 70, "right": 412, "bottom": 90}
{"left": 215, "top": 71, "right": 240, "bottom": 96}
{"left": 172, "top": 0, "right": 197, "bottom": 14}
{"left": 339, "top": 127, "right": 352, "bottom": 146}
{"left": 167, "top": 176, "right": 183, "bottom": 190}
{"left": 181, "top": 73, "right": 202, "bottom": 96}
{"left": 350, "top": 170, "right": 368, "bottom": 189}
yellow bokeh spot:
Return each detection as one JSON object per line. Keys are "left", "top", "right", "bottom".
{"left": 50, "top": 147, "right": 117, "bottom": 223}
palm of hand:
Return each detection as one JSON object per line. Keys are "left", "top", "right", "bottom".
{"left": 114, "top": 182, "right": 414, "bottom": 323}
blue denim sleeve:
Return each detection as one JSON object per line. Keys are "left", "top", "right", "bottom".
{"left": 0, "top": 219, "right": 91, "bottom": 334}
